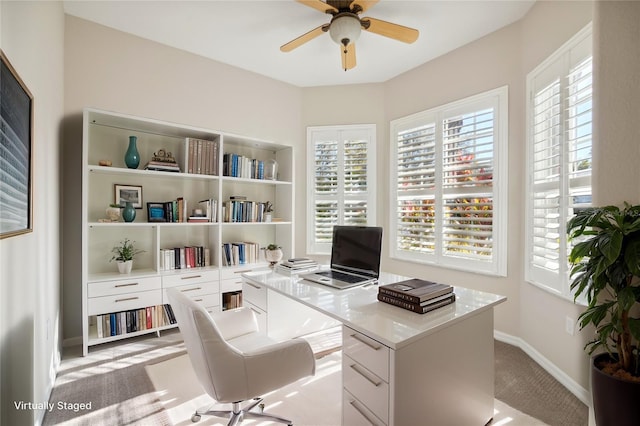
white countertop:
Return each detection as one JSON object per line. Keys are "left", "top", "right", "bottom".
{"left": 243, "top": 269, "right": 506, "bottom": 350}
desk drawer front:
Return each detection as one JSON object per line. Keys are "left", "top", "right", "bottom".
{"left": 242, "top": 280, "right": 267, "bottom": 311}
{"left": 343, "top": 327, "right": 390, "bottom": 380}
{"left": 88, "top": 276, "right": 160, "bottom": 298}
{"left": 343, "top": 354, "right": 389, "bottom": 423}
{"left": 343, "top": 389, "right": 386, "bottom": 426}
{"left": 162, "top": 270, "right": 218, "bottom": 288}
{"left": 162, "top": 282, "right": 219, "bottom": 300}
{"left": 88, "top": 290, "right": 162, "bottom": 316}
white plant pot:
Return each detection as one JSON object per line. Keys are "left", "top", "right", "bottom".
{"left": 264, "top": 249, "right": 283, "bottom": 267}
{"left": 117, "top": 260, "right": 133, "bottom": 274}
{"left": 106, "top": 207, "right": 121, "bottom": 221}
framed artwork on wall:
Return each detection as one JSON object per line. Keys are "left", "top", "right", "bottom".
{"left": 114, "top": 184, "right": 143, "bottom": 209}
{"left": 0, "top": 50, "right": 34, "bottom": 239}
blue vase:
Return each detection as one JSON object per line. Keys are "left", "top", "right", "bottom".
{"left": 124, "top": 135, "right": 140, "bottom": 169}
{"left": 122, "top": 201, "right": 136, "bottom": 222}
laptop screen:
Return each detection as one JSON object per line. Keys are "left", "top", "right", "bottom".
{"left": 331, "top": 226, "right": 383, "bottom": 278}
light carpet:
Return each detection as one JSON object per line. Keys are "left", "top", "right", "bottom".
{"left": 146, "top": 350, "right": 548, "bottom": 426}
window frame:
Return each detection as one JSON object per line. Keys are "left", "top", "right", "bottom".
{"left": 389, "top": 86, "right": 508, "bottom": 276}
{"left": 306, "top": 124, "right": 377, "bottom": 255}
{"left": 524, "top": 23, "right": 592, "bottom": 302}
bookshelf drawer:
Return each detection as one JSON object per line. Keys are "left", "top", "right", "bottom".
{"left": 162, "top": 270, "right": 218, "bottom": 288}
{"left": 220, "top": 265, "right": 260, "bottom": 280}
{"left": 88, "top": 290, "right": 162, "bottom": 315}
{"left": 162, "top": 281, "right": 219, "bottom": 301}
{"left": 221, "top": 277, "right": 243, "bottom": 293}
{"left": 343, "top": 389, "right": 386, "bottom": 426}
{"left": 189, "top": 293, "right": 220, "bottom": 311}
{"left": 88, "top": 276, "right": 161, "bottom": 298}
{"left": 242, "top": 280, "right": 267, "bottom": 311}
{"left": 343, "top": 354, "right": 389, "bottom": 424}
{"left": 343, "top": 326, "right": 390, "bottom": 380}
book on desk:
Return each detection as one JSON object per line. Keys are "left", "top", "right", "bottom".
{"left": 378, "top": 278, "right": 455, "bottom": 314}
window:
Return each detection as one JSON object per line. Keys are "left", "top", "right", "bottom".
{"left": 307, "top": 125, "right": 376, "bottom": 254}
{"left": 525, "top": 24, "right": 592, "bottom": 300}
{"left": 390, "top": 87, "right": 508, "bottom": 276}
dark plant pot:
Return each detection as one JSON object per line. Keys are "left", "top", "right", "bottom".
{"left": 591, "top": 353, "right": 640, "bottom": 426}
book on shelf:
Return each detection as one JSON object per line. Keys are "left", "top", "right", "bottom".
{"left": 377, "top": 292, "right": 457, "bottom": 314}
{"left": 93, "top": 304, "right": 177, "bottom": 338}
{"left": 160, "top": 246, "right": 210, "bottom": 270}
{"left": 187, "top": 137, "right": 218, "bottom": 176}
{"left": 223, "top": 291, "right": 243, "bottom": 310}
{"left": 378, "top": 278, "right": 453, "bottom": 304}
{"left": 223, "top": 153, "right": 269, "bottom": 180}
{"left": 144, "top": 160, "right": 181, "bottom": 173}
{"left": 222, "top": 199, "right": 269, "bottom": 223}
{"left": 221, "top": 241, "right": 260, "bottom": 266}
{"left": 276, "top": 263, "right": 318, "bottom": 276}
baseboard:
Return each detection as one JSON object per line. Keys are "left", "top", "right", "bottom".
{"left": 494, "top": 330, "right": 591, "bottom": 406}
{"left": 63, "top": 335, "right": 82, "bottom": 348}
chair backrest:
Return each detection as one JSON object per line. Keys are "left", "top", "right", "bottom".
{"left": 166, "top": 288, "right": 253, "bottom": 403}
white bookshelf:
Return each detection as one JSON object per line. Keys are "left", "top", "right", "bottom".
{"left": 81, "top": 108, "right": 294, "bottom": 355}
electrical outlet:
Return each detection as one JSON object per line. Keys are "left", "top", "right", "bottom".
{"left": 565, "top": 316, "right": 575, "bottom": 336}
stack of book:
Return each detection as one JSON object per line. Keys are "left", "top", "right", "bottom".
{"left": 276, "top": 258, "right": 319, "bottom": 275}
{"left": 377, "top": 278, "right": 456, "bottom": 314}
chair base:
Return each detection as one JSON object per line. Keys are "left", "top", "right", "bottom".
{"left": 192, "top": 397, "right": 293, "bottom": 426}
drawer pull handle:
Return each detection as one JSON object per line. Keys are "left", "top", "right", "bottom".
{"left": 181, "top": 275, "right": 202, "bottom": 280}
{"left": 350, "top": 333, "right": 381, "bottom": 350}
{"left": 194, "top": 298, "right": 203, "bottom": 302}
{"left": 246, "top": 282, "right": 261, "bottom": 289}
{"left": 250, "top": 307, "right": 262, "bottom": 316}
{"left": 350, "top": 364, "right": 382, "bottom": 387}
{"left": 234, "top": 269, "right": 252, "bottom": 274}
{"left": 181, "top": 287, "right": 202, "bottom": 292}
{"left": 349, "top": 399, "right": 378, "bottom": 425}
{"left": 115, "top": 282, "right": 139, "bottom": 288}
{"left": 115, "top": 296, "right": 139, "bottom": 303}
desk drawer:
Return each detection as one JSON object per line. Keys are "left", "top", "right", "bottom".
{"left": 242, "top": 279, "right": 267, "bottom": 311}
{"left": 162, "top": 270, "right": 218, "bottom": 288}
{"left": 343, "top": 354, "right": 389, "bottom": 424}
{"left": 162, "top": 282, "right": 219, "bottom": 300}
{"left": 343, "top": 326, "right": 390, "bottom": 380}
{"left": 88, "top": 276, "right": 160, "bottom": 298}
{"left": 343, "top": 389, "right": 386, "bottom": 426}
{"left": 88, "top": 290, "right": 162, "bottom": 315}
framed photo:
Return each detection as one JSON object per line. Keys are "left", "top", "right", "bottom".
{"left": 146, "top": 202, "right": 167, "bottom": 222}
{"left": 114, "top": 184, "right": 143, "bottom": 209}
{"left": 1, "top": 50, "right": 34, "bottom": 239}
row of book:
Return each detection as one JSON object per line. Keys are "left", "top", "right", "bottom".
{"left": 275, "top": 258, "right": 319, "bottom": 276}
{"left": 222, "top": 153, "right": 269, "bottom": 180}
{"left": 222, "top": 291, "right": 242, "bottom": 310}
{"left": 148, "top": 198, "right": 218, "bottom": 223}
{"left": 378, "top": 278, "right": 456, "bottom": 314}
{"left": 222, "top": 199, "right": 271, "bottom": 223}
{"left": 160, "top": 246, "right": 211, "bottom": 270}
{"left": 145, "top": 160, "right": 181, "bottom": 173}
{"left": 221, "top": 241, "right": 261, "bottom": 266}
{"left": 187, "top": 138, "right": 219, "bottom": 176}
{"left": 93, "top": 304, "right": 177, "bottom": 338}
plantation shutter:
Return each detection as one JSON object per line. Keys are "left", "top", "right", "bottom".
{"left": 526, "top": 24, "right": 592, "bottom": 298}
{"left": 308, "top": 125, "right": 376, "bottom": 254}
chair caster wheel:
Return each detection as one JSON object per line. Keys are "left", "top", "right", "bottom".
{"left": 191, "top": 413, "right": 201, "bottom": 422}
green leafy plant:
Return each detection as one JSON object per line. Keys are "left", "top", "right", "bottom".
{"left": 110, "top": 238, "right": 145, "bottom": 262}
{"left": 567, "top": 202, "right": 640, "bottom": 378}
{"left": 265, "top": 244, "right": 281, "bottom": 251}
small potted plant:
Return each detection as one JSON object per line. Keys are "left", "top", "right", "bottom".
{"left": 110, "top": 238, "right": 144, "bottom": 274}
{"left": 106, "top": 203, "right": 121, "bottom": 221}
{"left": 263, "top": 243, "right": 283, "bottom": 268}
{"left": 567, "top": 202, "right": 640, "bottom": 425}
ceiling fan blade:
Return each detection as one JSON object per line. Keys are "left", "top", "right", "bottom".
{"left": 350, "top": 0, "right": 379, "bottom": 14}
{"left": 296, "top": 0, "right": 338, "bottom": 14}
{"left": 362, "top": 17, "right": 419, "bottom": 43}
{"left": 341, "top": 43, "right": 356, "bottom": 71}
{"left": 281, "top": 25, "right": 327, "bottom": 52}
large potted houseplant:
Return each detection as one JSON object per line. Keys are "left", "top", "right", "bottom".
{"left": 567, "top": 202, "right": 640, "bottom": 425}
{"left": 110, "top": 238, "right": 144, "bottom": 274}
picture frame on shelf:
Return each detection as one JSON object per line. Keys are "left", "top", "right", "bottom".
{"left": 0, "top": 50, "right": 33, "bottom": 239}
{"left": 146, "top": 202, "right": 167, "bottom": 222}
{"left": 114, "top": 184, "right": 143, "bottom": 209}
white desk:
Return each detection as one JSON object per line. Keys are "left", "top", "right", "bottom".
{"left": 242, "top": 270, "right": 506, "bottom": 426}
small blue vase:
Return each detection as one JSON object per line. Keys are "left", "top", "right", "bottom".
{"left": 122, "top": 202, "right": 136, "bottom": 222}
{"left": 124, "top": 135, "right": 140, "bottom": 169}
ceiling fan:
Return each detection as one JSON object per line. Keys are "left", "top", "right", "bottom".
{"left": 281, "top": 0, "right": 419, "bottom": 71}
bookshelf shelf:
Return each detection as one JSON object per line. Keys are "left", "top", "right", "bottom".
{"left": 82, "top": 108, "right": 294, "bottom": 355}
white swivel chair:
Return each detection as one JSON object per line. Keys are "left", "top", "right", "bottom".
{"left": 166, "top": 287, "right": 316, "bottom": 426}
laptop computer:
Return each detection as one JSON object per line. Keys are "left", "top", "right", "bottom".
{"left": 301, "top": 226, "right": 383, "bottom": 290}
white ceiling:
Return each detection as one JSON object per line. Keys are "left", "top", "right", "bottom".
{"left": 63, "top": 0, "right": 535, "bottom": 87}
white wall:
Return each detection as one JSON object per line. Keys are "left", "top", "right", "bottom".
{"left": 0, "top": 2, "right": 65, "bottom": 425}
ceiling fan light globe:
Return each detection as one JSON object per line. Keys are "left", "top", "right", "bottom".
{"left": 329, "top": 15, "right": 361, "bottom": 46}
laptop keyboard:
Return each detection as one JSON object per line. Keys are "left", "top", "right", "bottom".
{"left": 319, "top": 270, "right": 367, "bottom": 283}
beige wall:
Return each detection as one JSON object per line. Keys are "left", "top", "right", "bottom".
{"left": 0, "top": 2, "right": 65, "bottom": 424}
{"left": 62, "top": 16, "right": 304, "bottom": 339}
